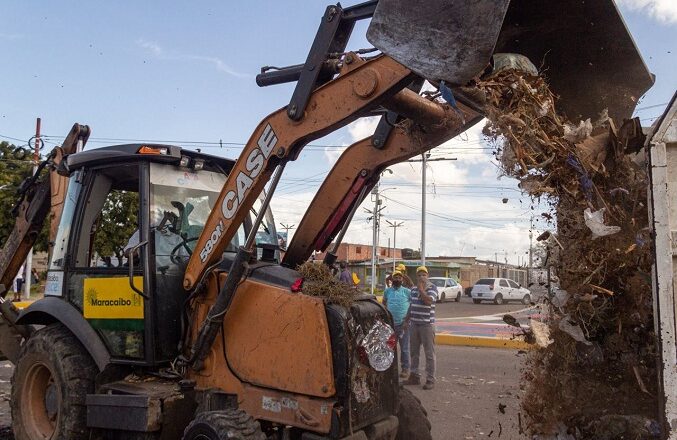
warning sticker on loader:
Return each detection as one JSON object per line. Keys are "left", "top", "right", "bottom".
{"left": 83, "top": 277, "right": 144, "bottom": 320}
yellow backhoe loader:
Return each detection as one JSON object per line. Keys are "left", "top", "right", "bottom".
{"left": 0, "top": 1, "right": 652, "bottom": 439}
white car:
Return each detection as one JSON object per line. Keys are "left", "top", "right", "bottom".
{"left": 429, "top": 277, "right": 463, "bottom": 302}
{"left": 471, "top": 278, "right": 532, "bottom": 305}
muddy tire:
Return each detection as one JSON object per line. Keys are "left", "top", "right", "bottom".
{"left": 11, "top": 323, "right": 97, "bottom": 440}
{"left": 493, "top": 293, "right": 504, "bottom": 305}
{"left": 521, "top": 294, "right": 531, "bottom": 305}
{"left": 183, "top": 410, "right": 266, "bottom": 440}
{"left": 396, "top": 387, "right": 432, "bottom": 440}
{"left": 455, "top": 292, "right": 461, "bottom": 302}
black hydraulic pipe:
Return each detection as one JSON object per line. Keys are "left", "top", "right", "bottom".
{"left": 189, "top": 245, "right": 253, "bottom": 371}
{"left": 256, "top": 64, "right": 304, "bottom": 87}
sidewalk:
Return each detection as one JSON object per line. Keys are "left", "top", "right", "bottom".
{"left": 434, "top": 306, "right": 541, "bottom": 350}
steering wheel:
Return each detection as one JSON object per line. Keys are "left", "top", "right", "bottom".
{"left": 170, "top": 236, "right": 198, "bottom": 264}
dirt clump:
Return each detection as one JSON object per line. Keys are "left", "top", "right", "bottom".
{"left": 475, "top": 68, "right": 658, "bottom": 438}
{"left": 296, "top": 262, "right": 357, "bottom": 307}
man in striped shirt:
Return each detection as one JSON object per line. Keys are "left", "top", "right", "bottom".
{"left": 404, "top": 266, "right": 438, "bottom": 390}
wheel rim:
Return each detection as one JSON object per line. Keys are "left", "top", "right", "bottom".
{"left": 21, "top": 362, "right": 59, "bottom": 438}
{"left": 496, "top": 295, "right": 503, "bottom": 304}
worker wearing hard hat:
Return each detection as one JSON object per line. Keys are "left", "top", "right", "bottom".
{"left": 383, "top": 270, "right": 412, "bottom": 378}
{"left": 404, "top": 265, "right": 438, "bottom": 390}
{"left": 395, "top": 263, "right": 414, "bottom": 288}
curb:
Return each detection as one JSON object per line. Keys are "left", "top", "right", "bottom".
{"left": 435, "top": 333, "right": 533, "bottom": 350}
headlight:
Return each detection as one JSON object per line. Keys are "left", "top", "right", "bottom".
{"left": 358, "top": 320, "right": 395, "bottom": 372}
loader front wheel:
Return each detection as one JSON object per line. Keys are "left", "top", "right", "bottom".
{"left": 183, "top": 410, "right": 266, "bottom": 440}
{"left": 396, "top": 387, "right": 432, "bottom": 440}
{"left": 11, "top": 323, "right": 96, "bottom": 440}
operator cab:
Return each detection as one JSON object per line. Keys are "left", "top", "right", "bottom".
{"left": 45, "top": 144, "right": 279, "bottom": 366}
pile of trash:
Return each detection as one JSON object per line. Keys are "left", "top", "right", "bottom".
{"left": 295, "top": 262, "right": 357, "bottom": 307}
{"left": 476, "top": 68, "right": 658, "bottom": 438}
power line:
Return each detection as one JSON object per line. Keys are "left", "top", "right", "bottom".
{"left": 635, "top": 102, "right": 669, "bottom": 111}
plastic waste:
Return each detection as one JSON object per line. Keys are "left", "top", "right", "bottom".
{"left": 563, "top": 118, "right": 593, "bottom": 142}
{"left": 584, "top": 208, "right": 620, "bottom": 239}
{"left": 558, "top": 315, "right": 592, "bottom": 346}
{"left": 530, "top": 320, "right": 554, "bottom": 348}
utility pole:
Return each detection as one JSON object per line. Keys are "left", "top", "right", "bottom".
{"left": 279, "top": 223, "right": 295, "bottom": 250}
{"left": 386, "top": 220, "right": 404, "bottom": 273}
{"left": 370, "top": 184, "right": 381, "bottom": 294}
{"left": 421, "top": 153, "right": 428, "bottom": 266}
{"left": 24, "top": 118, "right": 41, "bottom": 299}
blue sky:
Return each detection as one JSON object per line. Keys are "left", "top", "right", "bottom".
{"left": 1, "top": 1, "right": 675, "bottom": 263}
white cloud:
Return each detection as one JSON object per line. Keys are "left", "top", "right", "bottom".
{"left": 137, "top": 39, "right": 163, "bottom": 56}
{"left": 617, "top": 0, "right": 677, "bottom": 24}
{"left": 188, "top": 56, "right": 250, "bottom": 79}
{"left": 347, "top": 116, "right": 379, "bottom": 141}
{"left": 136, "top": 39, "right": 249, "bottom": 78}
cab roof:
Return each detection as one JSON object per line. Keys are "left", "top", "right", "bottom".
{"left": 65, "top": 143, "right": 236, "bottom": 174}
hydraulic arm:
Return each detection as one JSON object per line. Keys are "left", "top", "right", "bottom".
{"left": 183, "top": 54, "right": 415, "bottom": 290}
{"left": 282, "top": 99, "right": 482, "bottom": 268}
{"left": 0, "top": 123, "right": 89, "bottom": 363}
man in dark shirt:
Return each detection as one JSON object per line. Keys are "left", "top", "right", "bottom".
{"left": 338, "top": 261, "right": 352, "bottom": 285}
{"left": 404, "top": 266, "right": 438, "bottom": 390}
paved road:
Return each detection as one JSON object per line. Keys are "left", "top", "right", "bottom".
{"left": 0, "top": 346, "right": 525, "bottom": 439}
{"left": 434, "top": 296, "right": 535, "bottom": 320}
{"left": 408, "top": 345, "right": 527, "bottom": 440}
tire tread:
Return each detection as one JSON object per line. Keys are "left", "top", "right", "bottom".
{"left": 183, "top": 410, "right": 266, "bottom": 440}
{"left": 11, "top": 323, "right": 96, "bottom": 440}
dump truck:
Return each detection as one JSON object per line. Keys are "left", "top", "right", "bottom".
{"left": 0, "top": 1, "right": 657, "bottom": 439}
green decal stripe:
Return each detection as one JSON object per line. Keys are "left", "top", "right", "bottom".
{"left": 87, "top": 319, "right": 145, "bottom": 331}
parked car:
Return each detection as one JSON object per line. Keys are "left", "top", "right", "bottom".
{"left": 470, "top": 278, "right": 532, "bottom": 305}
{"left": 429, "top": 277, "right": 463, "bottom": 302}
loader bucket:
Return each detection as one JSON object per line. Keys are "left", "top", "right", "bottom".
{"left": 367, "top": 0, "right": 654, "bottom": 122}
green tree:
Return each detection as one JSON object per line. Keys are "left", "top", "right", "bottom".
{"left": 93, "top": 190, "right": 139, "bottom": 266}
{"left": 0, "top": 141, "right": 50, "bottom": 252}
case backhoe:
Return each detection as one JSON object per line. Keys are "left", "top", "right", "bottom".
{"left": 0, "top": 1, "right": 652, "bottom": 439}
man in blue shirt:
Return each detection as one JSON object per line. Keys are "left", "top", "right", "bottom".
{"left": 383, "top": 271, "right": 411, "bottom": 378}
{"left": 404, "top": 266, "right": 438, "bottom": 390}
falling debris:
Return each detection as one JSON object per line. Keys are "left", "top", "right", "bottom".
{"left": 476, "top": 67, "right": 657, "bottom": 437}
{"left": 296, "top": 262, "right": 357, "bottom": 307}
{"left": 583, "top": 208, "right": 621, "bottom": 239}
{"left": 557, "top": 315, "right": 591, "bottom": 346}
{"left": 529, "top": 320, "right": 553, "bottom": 348}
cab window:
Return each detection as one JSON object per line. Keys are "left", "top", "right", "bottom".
{"left": 73, "top": 164, "right": 139, "bottom": 268}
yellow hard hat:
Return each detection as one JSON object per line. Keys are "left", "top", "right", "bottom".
{"left": 416, "top": 266, "right": 428, "bottom": 274}
{"left": 396, "top": 263, "right": 406, "bottom": 272}
{"left": 392, "top": 270, "right": 403, "bottom": 277}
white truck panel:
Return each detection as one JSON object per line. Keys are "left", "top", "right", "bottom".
{"left": 649, "top": 93, "right": 677, "bottom": 437}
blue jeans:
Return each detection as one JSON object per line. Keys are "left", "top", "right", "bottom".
{"left": 395, "top": 323, "right": 410, "bottom": 371}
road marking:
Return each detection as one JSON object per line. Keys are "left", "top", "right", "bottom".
{"left": 436, "top": 305, "right": 538, "bottom": 322}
